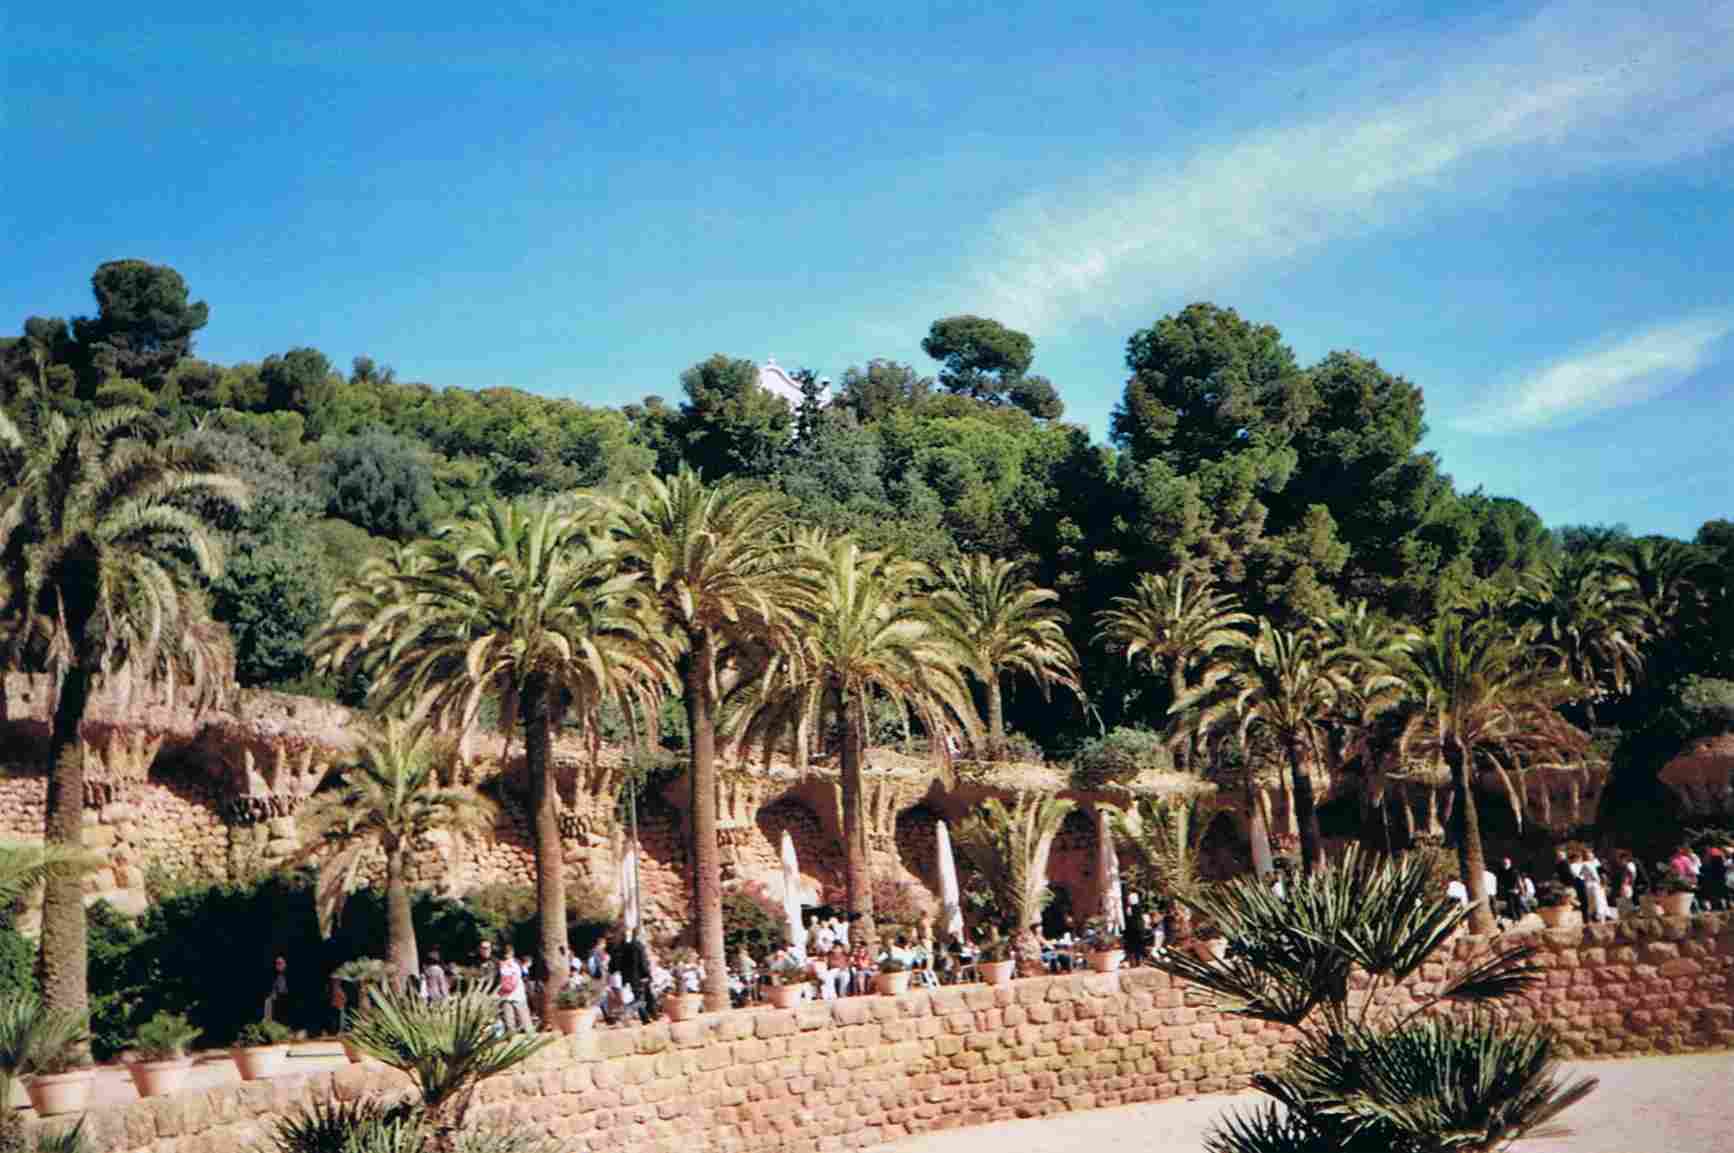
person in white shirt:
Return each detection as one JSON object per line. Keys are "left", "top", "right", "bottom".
{"left": 1482, "top": 868, "right": 1499, "bottom": 906}
{"left": 496, "top": 944, "right": 532, "bottom": 1034}
{"left": 1446, "top": 878, "right": 1469, "bottom": 906}
{"left": 813, "top": 921, "right": 836, "bottom": 955}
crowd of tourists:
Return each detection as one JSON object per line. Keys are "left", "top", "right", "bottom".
{"left": 313, "top": 836, "right": 1734, "bottom": 1036}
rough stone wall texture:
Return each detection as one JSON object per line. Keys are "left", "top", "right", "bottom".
{"left": 32, "top": 914, "right": 1734, "bottom": 1153}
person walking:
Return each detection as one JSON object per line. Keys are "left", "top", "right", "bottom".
{"left": 264, "top": 955, "right": 289, "bottom": 1023}
{"left": 423, "top": 949, "right": 450, "bottom": 1004}
{"left": 614, "top": 929, "right": 653, "bottom": 1022}
{"left": 496, "top": 944, "right": 532, "bottom": 1034}
{"left": 1496, "top": 857, "right": 1521, "bottom": 923}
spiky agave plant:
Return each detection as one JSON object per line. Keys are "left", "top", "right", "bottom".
{"left": 1154, "top": 847, "right": 1595, "bottom": 1153}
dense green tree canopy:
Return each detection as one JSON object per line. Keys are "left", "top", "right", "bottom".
{"left": 70, "top": 259, "right": 209, "bottom": 387}
{"left": 2, "top": 260, "right": 1726, "bottom": 753}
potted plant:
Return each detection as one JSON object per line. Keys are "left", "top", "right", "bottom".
{"left": 1191, "top": 923, "right": 1227, "bottom": 962}
{"left": 127, "top": 1011, "right": 201, "bottom": 1098}
{"left": 231, "top": 1018, "right": 293, "bottom": 1081}
{"left": 20, "top": 1012, "right": 93, "bottom": 1118}
{"left": 1084, "top": 918, "right": 1124, "bottom": 973}
{"left": 1534, "top": 882, "right": 1580, "bottom": 929}
{"left": 874, "top": 957, "right": 911, "bottom": 996}
{"left": 765, "top": 956, "right": 807, "bottom": 1009}
{"left": 551, "top": 982, "right": 598, "bottom": 1035}
{"left": 333, "top": 958, "right": 391, "bottom": 1062}
{"left": 1658, "top": 873, "right": 1696, "bottom": 918}
{"left": 977, "top": 932, "right": 1014, "bottom": 987}
{"left": 662, "top": 948, "right": 703, "bottom": 1022}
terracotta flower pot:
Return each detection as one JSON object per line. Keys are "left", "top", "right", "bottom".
{"left": 128, "top": 1058, "right": 193, "bottom": 1098}
{"left": 767, "top": 983, "right": 802, "bottom": 1009}
{"left": 551, "top": 1007, "right": 594, "bottom": 1036}
{"left": 874, "top": 971, "right": 912, "bottom": 996}
{"left": 1087, "top": 949, "right": 1123, "bottom": 973}
{"left": 979, "top": 960, "right": 1014, "bottom": 987}
{"left": 231, "top": 1045, "right": 290, "bottom": 1081}
{"left": 25, "top": 1070, "right": 94, "bottom": 1116}
{"left": 341, "top": 1038, "right": 365, "bottom": 1064}
{"left": 1536, "top": 905, "right": 1579, "bottom": 929}
{"left": 663, "top": 993, "right": 703, "bottom": 1022}
{"left": 1662, "top": 892, "right": 1695, "bottom": 918}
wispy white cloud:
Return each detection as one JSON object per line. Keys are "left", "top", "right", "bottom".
{"left": 1456, "top": 314, "right": 1732, "bottom": 434}
{"left": 965, "top": 2, "right": 1734, "bottom": 332}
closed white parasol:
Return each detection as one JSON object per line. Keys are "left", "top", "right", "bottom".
{"left": 937, "top": 820, "right": 964, "bottom": 943}
{"left": 781, "top": 830, "right": 809, "bottom": 956}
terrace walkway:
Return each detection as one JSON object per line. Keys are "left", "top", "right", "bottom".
{"left": 876, "top": 1051, "right": 1734, "bottom": 1153}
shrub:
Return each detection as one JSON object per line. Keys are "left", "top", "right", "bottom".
{"left": 318, "top": 429, "right": 439, "bottom": 541}
{"left": 235, "top": 1019, "right": 293, "bottom": 1048}
{"left": 723, "top": 885, "right": 787, "bottom": 963}
{"left": 0, "top": 927, "right": 32, "bottom": 1000}
{"left": 132, "top": 1012, "right": 200, "bottom": 1061}
{"left": 1069, "top": 727, "right": 1171, "bottom": 790}
{"left": 553, "top": 983, "right": 594, "bottom": 1011}
{"left": 870, "top": 876, "right": 932, "bottom": 930}
{"left": 877, "top": 957, "right": 907, "bottom": 974}
{"left": 1535, "top": 881, "right": 1573, "bottom": 908}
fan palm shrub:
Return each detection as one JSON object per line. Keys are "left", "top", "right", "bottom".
{"left": 1152, "top": 846, "right": 1595, "bottom": 1152}
{"left": 0, "top": 403, "right": 245, "bottom": 1019}
{"left": 300, "top": 719, "right": 497, "bottom": 979}
{"left": 954, "top": 794, "right": 1074, "bottom": 972}
{"left": 929, "top": 553, "right": 1080, "bottom": 761}
{"left": 344, "top": 981, "right": 553, "bottom": 1153}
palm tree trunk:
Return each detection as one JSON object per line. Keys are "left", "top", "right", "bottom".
{"left": 685, "top": 632, "right": 728, "bottom": 1012}
{"left": 1245, "top": 775, "right": 1273, "bottom": 876}
{"left": 1445, "top": 737, "right": 1495, "bottom": 934}
{"left": 524, "top": 675, "right": 568, "bottom": 1023}
{"left": 1285, "top": 734, "right": 1324, "bottom": 873}
{"left": 384, "top": 841, "right": 419, "bottom": 982}
{"left": 40, "top": 663, "right": 90, "bottom": 1020}
{"left": 840, "top": 688, "right": 876, "bottom": 948}
{"left": 1170, "top": 663, "right": 1191, "bottom": 774}
{"left": 986, "top": 675, "right": 1005, "bottom": 762}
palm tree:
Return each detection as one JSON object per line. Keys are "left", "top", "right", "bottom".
{"left": 929, "top": 554, "right": 1080, "bottom": 760}
{"left": 1513, "top": 552, "right": 1648, "bottom": 726}
{"left": 0, "top": 842, "right": 92, "bottom": 911}
{"left": 1107, "top": 794, "right": 1210, "bottom": 903}
{"left": 596, "top": 468, "right": 804, "bottom": 1010}
{"left": 0, "top": 403, "right": 244, "bottom": 1020}
{"left": 1095, "top": 570, "right": 1252, "bottom": 770}
{"left": 1181, "top": 622, "right": 1385, "bottom": 874}
{"left": 1387, "top": 615, "right": 1587, "bottom": 933}
{"left": 312, "top": 500, "right": 672, "bottom": 1019}
{"left": 300, "top": 719, "right": 495, "bottom": 980}
{"left": 1314, "top": 600, "right": 1417, "bottom": 855}
{"left": 954, "top": 793, "right": 1074, "bottom": 974}
{"left": 735, "top": 536, "right": 977, "bottom": 944}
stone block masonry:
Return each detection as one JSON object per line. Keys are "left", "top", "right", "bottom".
{"left": 29, "top": 913, "right": 1734, "bottom": 1153}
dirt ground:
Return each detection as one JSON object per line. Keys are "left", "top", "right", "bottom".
{"left": 876, "top": 1051, "right": 1734, "bottom": 1153}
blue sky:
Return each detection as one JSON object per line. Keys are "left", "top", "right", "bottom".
{"left": 4, "top": 1, "right": 1731, "bottom": 538}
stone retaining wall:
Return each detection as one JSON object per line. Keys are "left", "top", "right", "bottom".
{"left": 29, "top": 913, "right": 1734, "bottom": 1153}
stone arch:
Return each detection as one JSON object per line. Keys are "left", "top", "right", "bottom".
{"left": 753, "top": 793, "right": 844, "bottom": 907}
{"left": 892, "top": 803, "right": 944, "bottom": 900}
{"left": 1197, "top": 808, "right": 1250, "bottom": 881}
